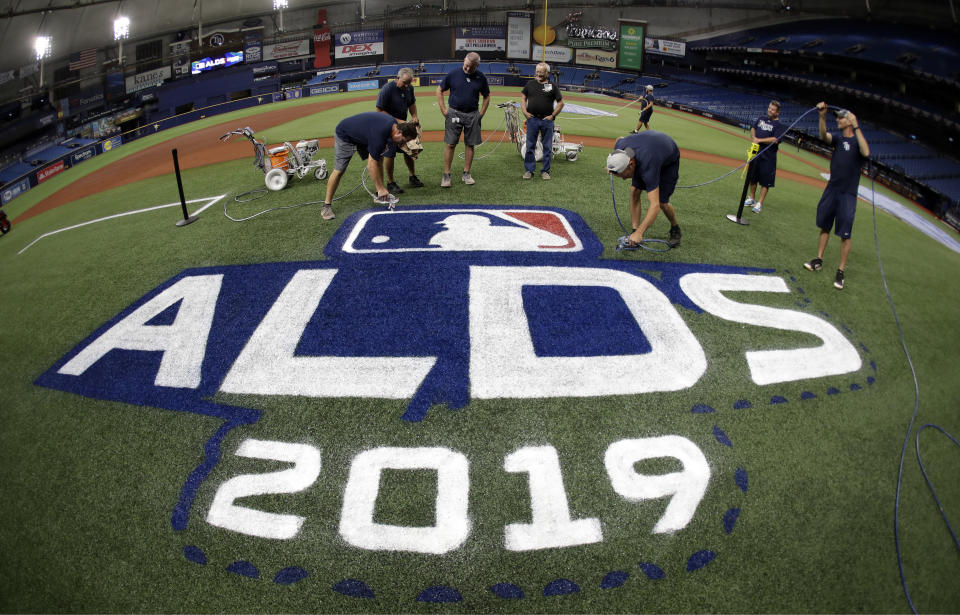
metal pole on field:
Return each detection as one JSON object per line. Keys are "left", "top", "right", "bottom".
{"left": 172, "top": 148, "right": 199, "bottom": 227}
{"left": 726, "top": 143, "right": 758, "bottom": 226}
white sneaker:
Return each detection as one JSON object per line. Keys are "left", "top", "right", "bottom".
{"left": 743, "top": 197, "right": 755, "bottom": 207}
{"left": 752, "top": 203, "right": 762, "bottom": 213}
{"left": 462, "top": 172, "right": 475, "bottom": 185}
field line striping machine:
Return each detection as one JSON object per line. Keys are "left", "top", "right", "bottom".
{"left": 498, "top": 101, "right": 583, "bottom": 162}
{"left": 219, "top": 127, "right": 328, "bottom": 191}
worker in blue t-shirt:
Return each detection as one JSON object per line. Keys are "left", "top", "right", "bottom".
{"left": 320, "top": 111, "right": 420, "bottom": 221}
{"left": 744, "top": 100, "right": 787, "bottom": 214}
{"left": 803, "top": 102, "right": 870, "bottom": 290}
{"left": 436, "top": 52, "right": 490, "bottom": 188}
{"left": 633, "top": 84, "right": 655, "bottom": 132}
{"left": 605, "top": 130, "right": 683, "bottom": 249}
{"left": 376, "top": 67, "right": 423, "bottom": 193}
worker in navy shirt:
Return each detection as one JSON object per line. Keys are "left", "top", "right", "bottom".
{"left": 633, "top": 84, "right": 655, "bottom": 132}
{"left": 605, "top": 130, "right": 683, "bottom": 249}
{"left": 520, "top": 61, "right": 564, "bottom": 180}
{"left": 321, "top": 111, "right": 420, "bottom": 221}
{"left": 436, "top": 52, "right": 490, "bottom": 187}
{"left": 744, "top": 100, "right": 787, "bottom": 213}
{"left": 803, "top": 102, "right": 870, "bottom": 290}
{"left": 376, "top": 67, "right": 423, "bottom": 192}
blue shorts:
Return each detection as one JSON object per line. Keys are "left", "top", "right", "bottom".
{"left": 815, "top": 185, "right": 857, "bottom": 239}
{"left": 637, "top": 158, "right": 678, "bottom": 203}
{"left": 747, "top": 156, "right": 777, "bottom": 188}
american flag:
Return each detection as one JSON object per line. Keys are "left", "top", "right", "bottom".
{"left": 68, "top": 48, "right": 98, "bottom": 71}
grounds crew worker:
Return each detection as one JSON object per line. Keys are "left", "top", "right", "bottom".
{"left": 321, "top": 111, "right": 420, "bottom": 221}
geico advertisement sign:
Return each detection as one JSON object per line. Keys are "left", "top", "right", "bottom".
{"left": 575, "top": 48, "right": 617, "bottom": 67}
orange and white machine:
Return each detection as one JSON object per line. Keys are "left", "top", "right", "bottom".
{"left": 220, "top": 126, "right": 328, "bottom": 191}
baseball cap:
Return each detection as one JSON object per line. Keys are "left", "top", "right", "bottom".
{"left": 606, "top": 148, "right": 633, "bottom": 174}
{"left": 645, "top": 84, "right": 654, "bottom": 91}
{"left": 834, "top": 108, "right": 850, "bottom": 118}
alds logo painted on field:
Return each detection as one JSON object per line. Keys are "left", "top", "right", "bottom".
{"left": 37, "top": 205, "right": 861, "bottom": 422}
{"left": 36, "top": 205, "right": 867, "bottom": 600}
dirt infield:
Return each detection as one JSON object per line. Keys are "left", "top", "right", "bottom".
{"left": 14, "top": 94, "right": 829, "bottom": 225}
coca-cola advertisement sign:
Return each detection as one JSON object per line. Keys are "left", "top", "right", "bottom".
{"left": 314, "top": 29, "right": 331, "bottom": 68}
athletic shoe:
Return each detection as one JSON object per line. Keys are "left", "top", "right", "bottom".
{"left": 522, "top": 171, "right": 533, "bottom": 179}
{"left": 541, "top": 171, "right": 551, "bottom": 180}
{"left": 668, "top": 225, "right": 682, "bottom": 248}
{"left": 752, "top": 203, "right": 762, "bottom": 213}
{"left": 803, "top": 257, "right": 823, "bottom": 272}
{"left": 386, "top": 181, "right": 404, "bottom": 194}
{"left": 462, "top": 172, "right": 475, "bottom": 185}
{"left": 409, "top": 175, "right": 425, "bottom": 188}
{"left": 743, "top": 197, "right": 755, "bottom": 207}
{"left": 321, "top": 204, "right": 335, "bottom": 220}
{"left": 834, "top": 269, "right": 845, "bottom": 290}
{"left": 440, "top": 173, "right": 451, "bottom": 188}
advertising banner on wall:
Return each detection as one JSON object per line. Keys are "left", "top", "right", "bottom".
{"left": 264, "top": 40, "right": 310, "bottom": 61}
{"left": 507, "top": 11, "right": 532, "bottom": 60}
{"left": 191, "top": 51, "right": 244, "bottom": 75}
{"left": 532, "top": 44, "right": 574, "bottom": 64}
{"left": 617, "top": 20, "right": 645, "bottom": 71}
{"left": 335, "top": 30, "right": 385, "bottom": 59}
{"left": 566, "top": 24, "right": 618, "bottom": 51}
{"left": 455, "top": 26, "right": 506, "bottom": 52}
{"left": 314, "top": 28, "right": 332, "bottom": 67}
{"left": 69, "top": 87, "right": 105, "bottom": 114}
{"left": 575, "top": 48, "right": 617, "bottom": 68}
{"left": 243, "top": 32, "right": 263, "bottom": 64}
{"left": 37, "top": 160, "right": 66, "bottom": 184}
{"left": 309, "top": 84, "right": 341, "bottom": 96}
{"left": 314, "top": 9, "right": 331, "bottom": 68}
{"left": 645, "top": 38, "right": 686, "bottom": 57}
{"left": 1, "top": 178, "right": 31, "bottom": 205}
{"left": 125, "top": 66, "right": 171, "bottom": 94}
{"left": 347, "top": 79, "right": 379, "bottom": 91}
{"left": 170, "top": 40, "right": 192, "bottom": 77}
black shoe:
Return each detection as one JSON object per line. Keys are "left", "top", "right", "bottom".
{"left": 409, "top": 175, "right": 424, "bottom": 188}
{"left": 386, "top": 181, "right": 404, "bottom": 194}
{"left": 668, "top": 225, "right": 682, "bottom": 248}
{"left": 804, "top": 257, "right": 823, "bottom": 272}
{"left": 834, "top": 269, "right": 845, "bottom": 290}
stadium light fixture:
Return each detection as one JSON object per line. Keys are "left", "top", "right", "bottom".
{"left": 114, "top": 16, "right": 130, "bottom": 66}
{"left": 35, "top": 36, "right": 52, "bottom": 88}
{"left": 274, "top": 0, "right": 288, "bottom": 32}
{"left": 34, "top": 35, "right": 52, "bottom": 61}
{"left": 114, "top": 16, "right": 130, "bottom": 40}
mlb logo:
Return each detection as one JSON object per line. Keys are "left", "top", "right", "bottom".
{"left": 339, "top": 208, "right": 584, "bottom": 254}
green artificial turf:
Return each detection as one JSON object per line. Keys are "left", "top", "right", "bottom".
{"left": 1, "top": 88, "right": 958, "bottom": 613}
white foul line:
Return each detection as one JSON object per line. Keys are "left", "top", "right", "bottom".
{"left": 17, "top": 195, "right": 226, "bottom": 256}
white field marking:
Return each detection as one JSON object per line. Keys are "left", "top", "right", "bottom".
{"left": 17, "top": 195, "right": 226, "bottom": 255}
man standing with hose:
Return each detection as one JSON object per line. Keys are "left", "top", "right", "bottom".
{"left": 743, "top": 100, "right": 786, "bottom": 214}
{"left": 633, "top": 84, "right": 655, "bottom": 133}
{"left": 803, "top": 102, "right": 870, "bottom": 290}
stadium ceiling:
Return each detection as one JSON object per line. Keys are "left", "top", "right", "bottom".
{"left": 0, "top": 0, "right": 349, "bottom": 73}
{"left": 1, "top": 0, "right": 956, "bottom": 74}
